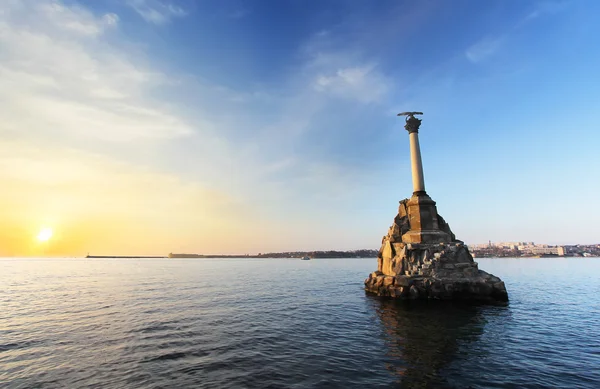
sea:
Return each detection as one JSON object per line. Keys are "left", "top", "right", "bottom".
{"left": 1, "top": 257, "right": 599, "bottom": 388}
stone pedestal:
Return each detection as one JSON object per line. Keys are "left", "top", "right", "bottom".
{"left": 366, "top": 241, "right": 508, "bottom": 303}
{"left": 366, "top": 197, "right": 508, "bottom": 303}
{"left": 402, "top": 193, "right": 451, "bottom": 244}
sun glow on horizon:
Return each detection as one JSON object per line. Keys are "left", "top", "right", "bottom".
{"left": 37, "top": 227, "right": 53, "bottom": 242}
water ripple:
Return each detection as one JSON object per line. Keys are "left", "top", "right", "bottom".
{"left": 1, "top": 257, "right": 600, "bottom": 388}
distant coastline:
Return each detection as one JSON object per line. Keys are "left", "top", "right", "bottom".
{"left": 86, "top": 255, "right": 167, "bottom": 259}
{"left": 80, "top": 245, "right": 599, "bottom": 259}
{"left": 470, "top": 243, "right": 599, "bottom": 258}
{"left": 168, "top": 249, "right": 378, "bottom": 259}
{"left": 82, "top": 250, "right": 377, "bottom": 259}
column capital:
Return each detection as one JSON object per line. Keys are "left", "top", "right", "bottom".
{"left": 397, "top": 111, "right": 423, "bottom": 134}
{"left": 404, "top": 115, "right": 422, "bottom": 134}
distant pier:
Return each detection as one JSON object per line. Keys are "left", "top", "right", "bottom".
{"left": 85, "top": 255, "right": 167, "bottom": 259}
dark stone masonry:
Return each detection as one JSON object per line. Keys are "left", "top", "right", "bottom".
{"left": 364, "top": 199, "right": 508, "bottom": 302}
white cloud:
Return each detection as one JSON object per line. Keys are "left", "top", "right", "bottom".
{"left": 125, "top": 0, "right": 187, "bottom": 25}
{"left": 314, "top": 64, "right": 388, "bottom": 103}
{"left": 521, "top": 1, "right": 569, "bottom": 25}
{"left": 0, "top": 0, "right": 332, "bottom": 198}
{"left": 103, "top": 13, "right": 120, "bottom": 26}
{"left": 465, "top": 35, "right": 505, "bottom": 63}
{"left": 0, "top": 0, "right": 192, "bottom": 142}
{"left": 36, "top": 2, "right": 119, "bottom": 36}
{"left": 301, "top": 32, "right": 389, "bottom": 104}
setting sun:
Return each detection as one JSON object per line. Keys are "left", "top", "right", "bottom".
{"left": 37, "top": 227, "right": 53, "bottom": 242}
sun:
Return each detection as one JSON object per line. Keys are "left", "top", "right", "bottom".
{"left": 37, "top": 227, "right": 53, "bottom": 242}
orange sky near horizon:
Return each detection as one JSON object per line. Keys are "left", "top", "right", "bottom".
{"left": 1, "top": 137, "right": 370, "bottom": 258}
{"left": 0, "top": 141, "right": 267, "bottom": 257}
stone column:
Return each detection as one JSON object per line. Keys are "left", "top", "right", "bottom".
{"left": 403, "top": 114, "right": 426, "bottom": 195}
{"left": 408, "top": 131, "right": 426, "bottom": 195}
{"left": 397, "top": 112, "right": 451, "bottom": 244}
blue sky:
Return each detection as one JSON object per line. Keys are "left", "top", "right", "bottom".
{"left": 1, "top": 0, "right": 599, "bottom": 255}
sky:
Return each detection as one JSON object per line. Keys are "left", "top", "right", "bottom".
{"left": 1, "top": 0, "right": 599, "bottom": 256}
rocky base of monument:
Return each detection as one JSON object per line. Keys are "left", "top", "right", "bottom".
{"left": 364, "top": 242, "right": 509, "bottom": 303}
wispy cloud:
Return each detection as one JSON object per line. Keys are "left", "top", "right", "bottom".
{"left": 465, "top": 35, "right": 506, "bottom": 63}
{"left": 125, "top": 0, "right": 187, "bottom": 25}
{"left": 301, "top": 31, "right": 390, "bottom": 104}
{"left": 228, "top": 8, "right": 249, "bottom": 20}
{"left": 0, "top": 0, "right": 192, "bottom": 142}
{"left": 466, "top": 1, "right": 569, "bottom": 63}
{"left": 520, "top": 0, "right": 570, "bottom": 25}
{"left": 313, "top": 64, "right": 388, "bottom": 103}
{"left": 6, "top": 1, "right": 119, "bottom": 37}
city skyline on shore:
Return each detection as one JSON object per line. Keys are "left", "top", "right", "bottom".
{"left": 1, "top": 0, "right": 600, "bottom": 257}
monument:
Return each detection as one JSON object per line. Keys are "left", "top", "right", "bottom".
{"left": 364, "top": 112, "right": 508, "bottom": 302}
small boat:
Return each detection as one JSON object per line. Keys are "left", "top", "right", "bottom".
{"left": 301, "top": 256, "right": 310, "bottom": 260}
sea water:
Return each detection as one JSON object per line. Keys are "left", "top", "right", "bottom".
{"left": 1, "top": 257, "right": 599, "bottom": 388}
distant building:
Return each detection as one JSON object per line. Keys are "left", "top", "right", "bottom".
{"left": 528, "top": 246, "right": 565, "bottom": 256}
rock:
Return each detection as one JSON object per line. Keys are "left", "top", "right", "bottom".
{"left": 366, "top": 241, "right": 508, "bottom": 303}
{"left": 454, "top": 262, "right": 471, "bottom": 269}
{"left": 430, "top": 281, "right": 443, "bottom": 294}
{"left": 436, "top": 213, "right": 455, "bottom": 240}
{"left": 392, "top": 243, "right": 405, "bottom": 255}
{"left": 366, "top": 196, "right": 508, "bottom": 303}
{"left": 478, "top": 282, "right": 494, "bottom": 296}
{"left": 491, "top": 282, "right": 509, "bottom": 301}
{"left": 493, "top": 281, "right": 506, "bottom": 290}
{"left": 395, "top": 275, "right": 412, "bottom": 287}
{"left": 393, "top": 201, "right": 411, "bottom": 236}
{"left": 444, "top": 283, "right": 455, "bottom": 293}
{"left": 410, "top": 250, "right": 420, "bottom": 264}
{"left": 390, "top": 286, "right": 407, "bottom": 298}
{"left": 409, "top": 285, "right": 420, "bottom": 299}
{"left": 463, "top": 267, "right": 478, "bottom": 277}
{"left": 455, "top": 247, "right": 472, "bottom": 263}
{"left": 392, "top": 258, "right": 404, "bottom": 276}
{"left": 389, "top": 223, "right": 401, "bottom": 238}
{"left": 381, "top": 241, "right": 394, "bottom": 272}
